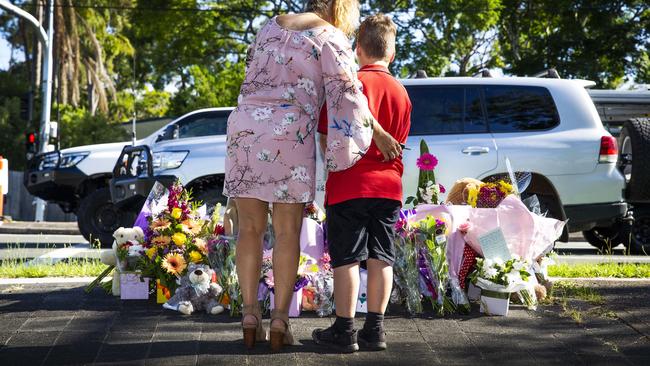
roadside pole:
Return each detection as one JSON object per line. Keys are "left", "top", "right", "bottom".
{"left": 0, "top": 0, "right": 54, "bottom": 221}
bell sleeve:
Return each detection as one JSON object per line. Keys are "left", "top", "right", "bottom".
{"left": 320, "top": 32, "right": 375, "bottom": 172}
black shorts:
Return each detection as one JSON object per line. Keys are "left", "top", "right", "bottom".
{"left": 326, "top": 198, "right": 401, "bottom": 268}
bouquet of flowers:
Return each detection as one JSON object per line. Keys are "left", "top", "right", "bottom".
{"left": 206, "top": 205, "right": 242, "bottom": 316}
{"left": 261, "top": 253, "right": 318, "bottom": 294}
{"left": 115, "top": 235, "right": 144, "bottom": 271}
{"left": 392, "top": 210, "right": 423, "bottom": 315}
{"left": 406, "top": 140, "right": 445, "bottom": 206}
{"left": 312, "top": 252, "right": 334, "bottom": 316}
{"left": 469, "top": 256, "right": 537, "bottom": 309}
{"left": 413, "top": 216, "right": 456, "bottom": 315}
{"left": 467, "top": 180, "right": 514, "bottom": 208}
{"left": 137, "top": 181, "right": 209, "bottom": 295}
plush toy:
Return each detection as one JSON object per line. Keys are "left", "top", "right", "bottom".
{"left": 164, "top": 263, "right": 225, "bottom": 315}
{"left": 445, "top": 177, "right": 483, "bottom": 205}
{"left": 99, "top": 226, "right": 144, "bottom": 296}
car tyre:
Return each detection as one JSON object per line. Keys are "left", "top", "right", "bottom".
{"left": 77, "top": 187, "right": 136, "bottom": 248}
{"left": 619, "top": 118, "right": 650, "bottom": 201}
{"left": 629, "top": 205, "right": 650, "bottom": 255}
{"left": 194, "top": 187, "right": 227, "bottom": 216}
{"left": 583, "top": 224, "right": 629, "bottom": 251}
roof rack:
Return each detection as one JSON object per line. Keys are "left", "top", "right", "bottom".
{"left": 531, "top": 68, "right": 560, "bottom": 79}
{"left": 472, "top": 69, "right": 492, "bottom": 78}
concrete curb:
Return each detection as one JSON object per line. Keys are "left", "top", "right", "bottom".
{"left": 0, "top": 277, "right": 104, "bottom": 285}
{"left": 0, "top": 221, "right": 80, "bottom": 235}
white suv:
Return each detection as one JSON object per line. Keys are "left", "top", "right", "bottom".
{"left": 112, "top": 76, "right": 627, "bottom": 245}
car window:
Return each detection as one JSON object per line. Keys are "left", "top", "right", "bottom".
{"left": 483, "top": 85, "right": 559, "bottom": 132}
{"left": 406, "top": 85, "right": 488, "bottom": 135}
{"left": 177, "top": 111, "right": 230, "bottom": 138}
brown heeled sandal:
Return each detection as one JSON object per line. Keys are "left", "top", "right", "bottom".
{"left": 269, "top": 309, "right": 294, "bottom": 352}
{"left": 242, "top": 304, "right": 267, "bottom": 349}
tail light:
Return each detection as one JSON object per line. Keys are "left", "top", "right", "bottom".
{"left": 599, "top": 136, "right": 618, "bottom": 163}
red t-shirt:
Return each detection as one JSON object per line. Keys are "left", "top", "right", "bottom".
{"left": 317, "top": 64, "right": 412, "bottom": 206}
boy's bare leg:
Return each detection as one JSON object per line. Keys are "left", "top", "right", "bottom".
{"left": 333, "top": 262, "right": 361, "bottom": 318}
{"left": 366, "top": 258, "right": 393, "bottom": 314}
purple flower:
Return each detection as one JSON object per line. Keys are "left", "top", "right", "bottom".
{"left": 416, "top": 153, "right": 438, "bottom": 171}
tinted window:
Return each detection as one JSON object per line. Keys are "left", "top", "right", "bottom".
{"left": 484, "top": 86, "right": 559, "bottom": 132}
{"left": 406, "top": 86, "right": 488, "bottom": 135}
{"left": 177, "top": 111, "right": 230, "bottom": 138}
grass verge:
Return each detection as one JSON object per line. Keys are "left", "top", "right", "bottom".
{"left": 548, "top": 262, "right": 650, "bottom": 278}
{"left": 0, "top": 258, "right": 107, "bottom": 278}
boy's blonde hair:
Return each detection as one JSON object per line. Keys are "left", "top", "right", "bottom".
{"left": 357, "top": 13, "right": 397, "bottom": 60}
{"left": 305, "top": 0, "right": 360, "bottom": 36}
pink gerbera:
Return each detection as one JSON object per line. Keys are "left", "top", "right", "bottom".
{"left": 416, "top": 153, "right": 438, "bottom": 171}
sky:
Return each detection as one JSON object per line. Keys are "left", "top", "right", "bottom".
{"left": 0, "top": 37, "right": 14, "bottom": 70}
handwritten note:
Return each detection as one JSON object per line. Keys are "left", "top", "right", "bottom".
{"left": 478, "top": 228, "right": 511, "bottom": 261}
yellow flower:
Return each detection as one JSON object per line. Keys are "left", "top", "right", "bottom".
{"left": 467, "top": 187, "right": 478, "bottom": 208}
{"left": 145, "top": 247, "right": 158, "bottom": 259}
{"left": 151, "top": 235, "right": 171, "bottom": 246}
{"left": 161, "top": 253, "right": 187, "bottom": 276}
{"left": 189, "top": 251, "right": 203, "bottom": 263}
{"left": 172, "top": 232, "right": 187, "bottom": 246}
{"left": 498, "top": 181, "right": 513, "bottom": 195}
{"left": 171, "top": 207, "right": 182, "bottom": 220}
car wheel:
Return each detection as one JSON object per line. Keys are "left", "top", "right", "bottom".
{"left": 619, "top": 118, "right": 650, "bottom": 201}
{"left": 77, "top": 187, "right": 136, "bottom": 248}
{"left": 583, "top": 225, "right": 628, "bottom": 251}
{"left": 629, "top": 206, "right": 650, "bottom": 255}
{"left": 194, "top": 187, "right": 227, "bottom": 216}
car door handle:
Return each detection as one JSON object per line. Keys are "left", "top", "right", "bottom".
{"left": 461, "top": 146, "right": 490, "bottom": 155}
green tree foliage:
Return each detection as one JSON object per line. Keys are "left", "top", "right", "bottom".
{"left": 498, "top": 0, "right": 649, "bottom": 87}
{"left": 0, "top": 65, "right": 32, "bottom": 171}
{"left": 55, "top": 104, "right": 129, "bottom": 149}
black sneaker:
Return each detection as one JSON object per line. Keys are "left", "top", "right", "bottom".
{"left": 312, "top": 326, "right": 359, "bottom": 353}
{"left": 358, "top": 327, "right": 387, "bottom": 351}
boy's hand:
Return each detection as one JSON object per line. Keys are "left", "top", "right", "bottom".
{"left": 372, "top": 122, "right": 402, "bottom": 162}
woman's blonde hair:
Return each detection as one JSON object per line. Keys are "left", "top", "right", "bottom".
{"left": 305, "top": 0, "right": 360, "bottom": 36}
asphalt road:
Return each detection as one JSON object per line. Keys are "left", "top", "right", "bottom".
{"left": 1, "top": 233, "right": 649, "bottom": 264}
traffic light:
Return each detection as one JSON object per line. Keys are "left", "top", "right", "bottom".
{"left": 26, "top": 132, "right": 38, "bottom": 155}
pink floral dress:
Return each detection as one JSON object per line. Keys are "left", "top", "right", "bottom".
{"left": 224, "top": 17, "right": 374, "bottom": 203}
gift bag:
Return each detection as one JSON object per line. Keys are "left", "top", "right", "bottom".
{"left": 120, "top": 273, "right": 149, "bottom": 300}
{"left": 270, "top": 288, "right": 303, "bottom": 318}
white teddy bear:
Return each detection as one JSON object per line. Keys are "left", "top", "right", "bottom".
{"left": 99, "top": 226, "right": 145, "bottom": 296}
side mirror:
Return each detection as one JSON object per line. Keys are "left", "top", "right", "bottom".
{"left": 156, "top": 124, "right": 180, "bottom": 142}
{"left": 172, "top": 124, "right": 180, "bottom": 140}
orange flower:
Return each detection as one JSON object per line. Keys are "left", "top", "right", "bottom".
{"left": 151, "top": 218, "right": 171, "bottom": 231}
{"left": 161, "top": 253, "right": 187, "bottom": 276}
{"left": 151, "top": 235, "right": 171, "bottom": 246}
{"left": 181, "top": 219, "right": 203, "bottom": 235}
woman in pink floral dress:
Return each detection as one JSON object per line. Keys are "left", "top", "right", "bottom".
{"left": 224, "top": 0, "right": 401, "bottom": 351}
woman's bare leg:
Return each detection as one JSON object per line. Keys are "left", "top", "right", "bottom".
{"left": 270, "top": 202, "right": 304, "bottom": 328}
{"left": 235, "top": 198, "right": 268, "bottom": 325}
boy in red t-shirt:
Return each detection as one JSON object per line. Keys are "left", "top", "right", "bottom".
{"left": 312, "top": 14, "right": 412, "bottom": 353}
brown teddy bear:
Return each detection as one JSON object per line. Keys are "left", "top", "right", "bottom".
{"left": 445, "top": 177, "right": 483, "bottom": 205}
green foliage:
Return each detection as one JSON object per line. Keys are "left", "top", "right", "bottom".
{"left": 0, "top": 258, "right": 107, "bottom": 278}
{"left": 498, "top": 0, "right": 649, "bottom": 88}
{"left": 111, "top": 89, "right": 171, "bottom": 122}
{"left": 549, "top": 263, "right": 650, "bottom": 278}
{"left": 56, "top": 104, "right": 129, "bottom": 149}
{"left": 169, "top": 62, "right": 245, "bottom": 115}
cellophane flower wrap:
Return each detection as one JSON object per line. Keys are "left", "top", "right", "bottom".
{"left": 406, "top": 140, "right": 444, "bottom": 206}
{"left": 313, "top": 252, "right": 334, "bottom": 316}
{"left": 206, "top": 205, "right": 242, "bottom": 316}
{"left": 392, "top": 209, "right": 423, "bottom": 315}
{"left": 469, "top": 256, "right": 537, "bottom": 309}
{"left": 137, "top": 181, "right": 209, "bottom": 294}
{"left": 413, "top": 216, "right": 456, "bottom": 316}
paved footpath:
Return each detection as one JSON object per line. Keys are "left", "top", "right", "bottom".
{"left": 1, "top": 279, "right": 649, "bottom": 366}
